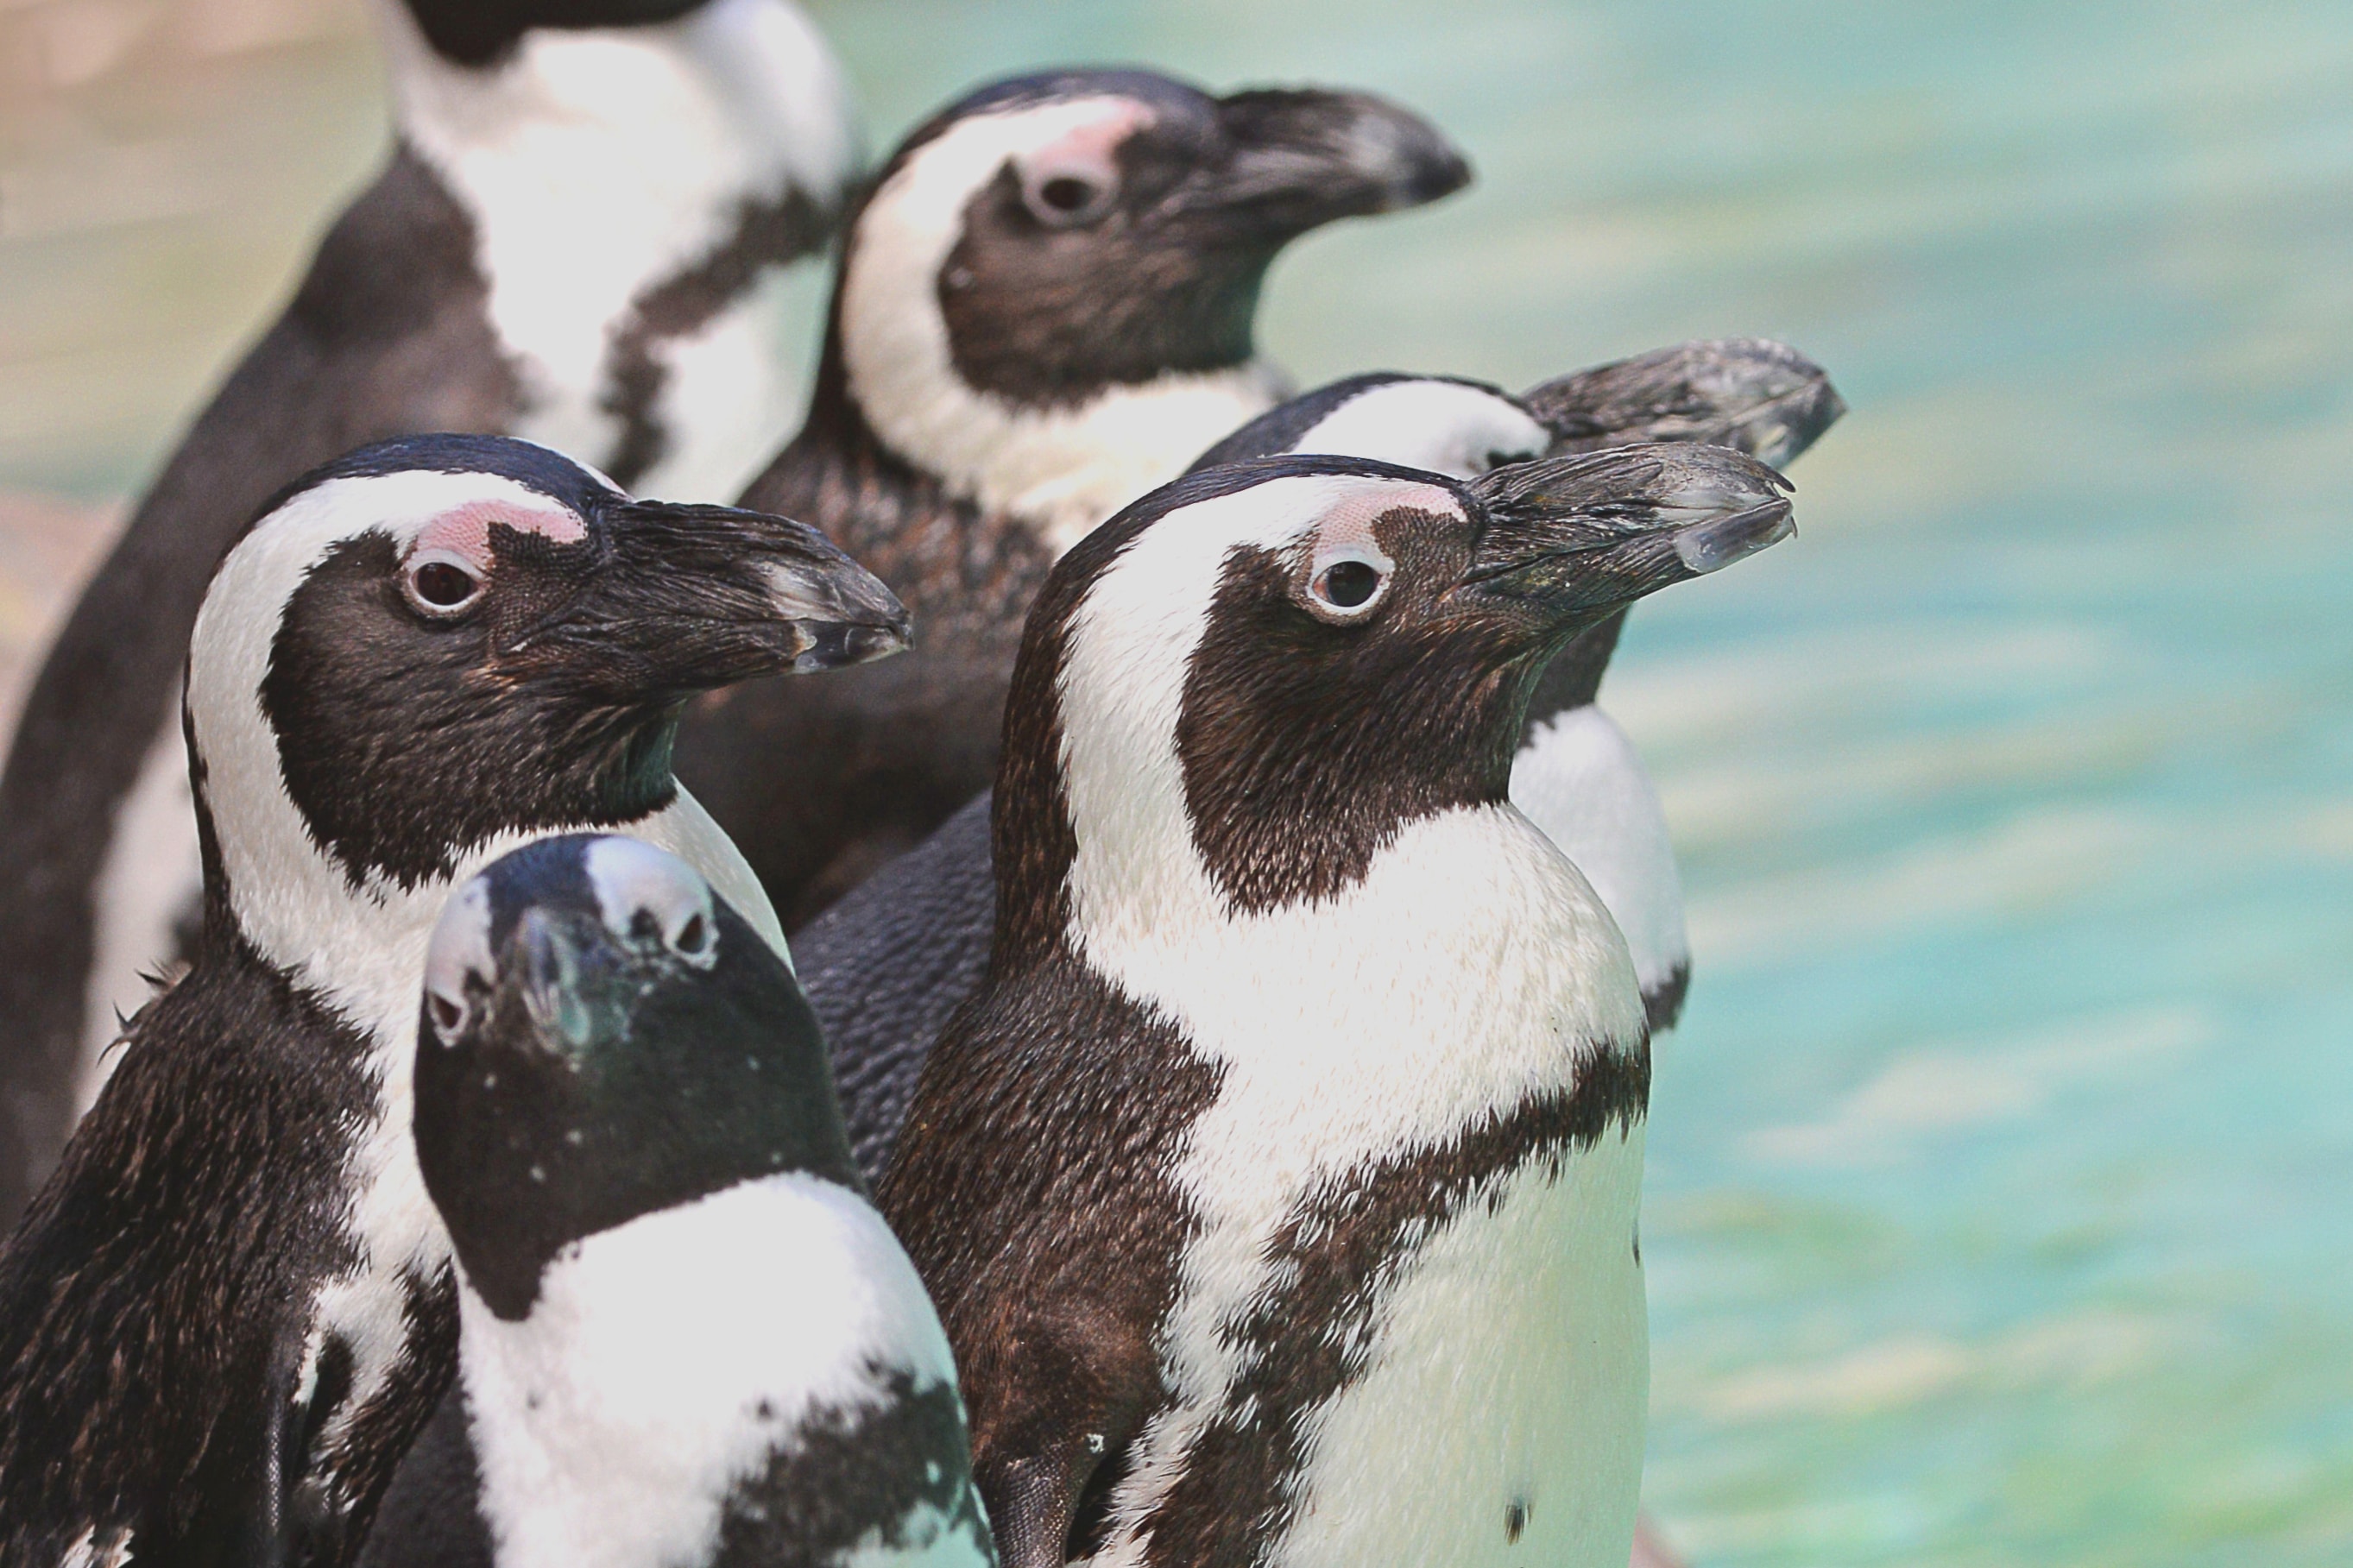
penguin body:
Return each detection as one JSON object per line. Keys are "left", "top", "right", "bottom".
{"left": 0, "top": 437, "right": 905, "bottom": 1565}
{"left": 792, "top": 340, "right": 1844, "bottom": 1181}
{"left": 0, "top": 0, "right": 858, "bottom": 1225}
{"left": 363, "top": 835, "right": 992, "bottom": 1568}
{"left": 673, "top": 68, "right": 1472, "bottom": 923}
{"left": 878, "top": 449, "right": 1795, "bottom": 1568}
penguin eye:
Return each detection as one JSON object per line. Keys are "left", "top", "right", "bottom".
{"left": 672, "top": 911, "right": 713, "bottom": 960}
{"left": 1307, "top": 556, "right": 1389, "bottom": 621}
{"left": 403, "top": 550, "right": 486, "bottom": 619}
{"left": 1022, "top": 167, "right": 1115, "bottom": 228}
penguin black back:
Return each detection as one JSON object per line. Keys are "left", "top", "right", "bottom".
{"left": 370, "top": 835, "right": 992, "bottom": 1568}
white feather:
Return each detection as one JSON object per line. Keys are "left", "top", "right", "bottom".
{"left": 1283, "top": 379, "right": 1547, "bottom": 479}
{"left": 1511, "top": 704, "right": 1689, "bottom": 1006}
{"left": 376, "top": 0, "right": 858, "bottom": 500}
{"left": 836, "top": 98, "right": 1283, "bottom": 556}
{"left": 461, "top": 1174, "right": 982, "bottom": 1568}
{"left": 76, "top": 716, "right": 200, "bottom": 1111}
{"left": 1050, "top": 479, "right": 1649, "bottom": 1567}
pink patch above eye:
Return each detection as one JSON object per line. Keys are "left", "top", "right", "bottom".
{"left": 1016, "top": 99, "right": 1155, "bottom": 187}
{"left": 410, "top": 500, "right": 588, "bottom": 571}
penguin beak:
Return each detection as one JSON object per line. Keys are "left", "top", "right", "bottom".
{"left": 508, "top": 501, "right": 911, "bottom": 698}
{"left": 1520, "top": 339, "right": 1848, "bottom": 472}
{"left": 1202, "top": 88, "right": 1471, "bottom": 235}
{"left": 1457, "top": 444, "right": 1795, "bottom": 633}
{"left": 509, "top": 906, "right": 607, "bottom": 1058}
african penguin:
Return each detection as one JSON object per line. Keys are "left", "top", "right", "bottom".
{"left": 792, "top": 338, "right": 1844, "bottom": 1180}
{"left": 0, "top": 0, "right": 859, "bottom": 1226}
{"left": 877, "top": 445, "right": 1795, "bottom": 1568}
{"left": 0, "top": 436, "right": 905, "bottom": 1567}
{"left": 355, "top": 834, "right": 994, "bottom": 1568}
{"left": 672, "top": 67, "right": 1472, "bottom": 924}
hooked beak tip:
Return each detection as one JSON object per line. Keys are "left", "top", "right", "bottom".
{"left": 1671, "top": 498, "right": 1795, "bottom": 576}
{"left": 792, "top": 615, "right": 912, "bottom": 674}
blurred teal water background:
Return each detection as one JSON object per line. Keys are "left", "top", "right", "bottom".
{"left": 3, "top": 0, "right": 2350, "bottom": 1561}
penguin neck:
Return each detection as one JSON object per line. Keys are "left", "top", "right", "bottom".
{"left": 1522, "top": 608, "right": 1628, "bottom": 738}
{"left": 823, "top": 236, "right": 1284, "bottom": 560}
{"left": 375, "top": 0, "right": 856, "bottom": 495}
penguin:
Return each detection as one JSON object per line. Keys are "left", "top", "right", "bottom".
{"left": 792, "top": 338, "right": 1845, "bottom": 1179}
{"left": 672, "top": 67, "right": 1472, "bottom": 924}
{"left": 356, "top": 834, "right": 994, "bottom": 1568}
{"left": 0, "top": 435, "right": 905, "bottom": 1567}
{"left": 876, "top": 445, "right": 1796, "bottom": 1568}
{"left": 0, "top": 0, "right": 860, "bottom": 1225}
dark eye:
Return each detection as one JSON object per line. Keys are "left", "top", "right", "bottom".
{"left": 405, "top": 554, "right": 483, "bottom": 617}
{"left": 428, "top": 992, "right": 466, "bottom": 1042}
{"left": 673, "top": 912, "right": 711, "bottom": 957}
{"left": 1024, "top": 171, "right": 1113, "bottom": 227}
{"left": 1313, "top": 559, "right": 1384, "bottom": 611}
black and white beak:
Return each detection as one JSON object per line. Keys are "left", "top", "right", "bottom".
{"left": 1202, "top": 87, "right": 1473, "bottom": 234}
{"left": 501, "top": 501, "right": 910, "bottom": 701}
{"left": 1520, "top": 339, "right": 1848, "bottom": 472}
{"left": 1461, "top": 443, "right": 1795, "bottom": 631}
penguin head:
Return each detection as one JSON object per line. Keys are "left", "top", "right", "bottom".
{"left": 993, "top": 445, "right": 1794, "bottom": 940}
{"left": 1186, "top": 340, "right": 1848, "bottom": 483}
{"left": 186, "top": 434, "right": 907, "bottom": 914}
{"left": 416, "top": 834, "right": 856, "bottom": 1319}
{"left": 823, "top": 68, "right": 1469, "bottom": 544}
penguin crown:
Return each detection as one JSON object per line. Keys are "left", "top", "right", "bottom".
{"left": 185, "top": 434, "right": 907, "bottom": 921}
{"left": 415, "top": 834, "right": 856, "bottom": 1319}
{"left": 991, "top": 446, "right": 1795, "bottom": 947}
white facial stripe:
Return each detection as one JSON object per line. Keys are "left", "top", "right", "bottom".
{"left": 1290, "top": 380, "right": 1549, "bottom": 479}
{"left": 584, "top": 836, "right": 718, "bottom": 957}
{"left": 375, "top": 0, "right": 857, "bottom": 497}
{"left": 839, "top": 98, "right": 1284, "bottom": 554}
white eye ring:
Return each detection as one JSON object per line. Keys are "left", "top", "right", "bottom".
{"left": 1020, "top": 164, "right": 1116, "bottom": 227}
{"left": 403, "top": 548, "right": 487, "bottom": 618}
{"left": 1306, "top": 551, "right": 1391, "bottom": 622}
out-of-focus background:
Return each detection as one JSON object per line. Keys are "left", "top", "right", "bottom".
{"left": 3, "top": 0, "right": 2350, "bottom": 1560}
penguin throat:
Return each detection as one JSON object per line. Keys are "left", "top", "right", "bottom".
{"left": 376, "top": 0, "right": 856, "bottom": 495}
{"left": 835, "top": 334, "right": 1284, "bottom": 561}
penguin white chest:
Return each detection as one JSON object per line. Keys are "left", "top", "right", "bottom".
{"left": 1072, "top": 807, "right": 1652, "bottom": 1568}
{"left": 1270, "top": 1128, "right": 1649, "bottom": 1568}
